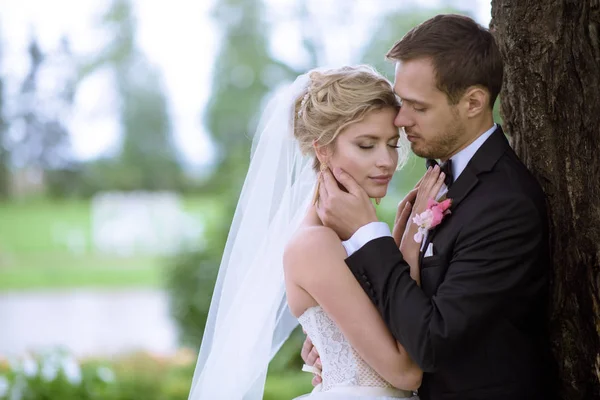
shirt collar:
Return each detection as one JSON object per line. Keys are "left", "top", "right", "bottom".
{"left": 448, "top": 123, "right": 497, "bottom": 182}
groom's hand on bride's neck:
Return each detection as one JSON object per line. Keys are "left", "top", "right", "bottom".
{"left": 316, "top": 167, "right": 378, "bottom": 241}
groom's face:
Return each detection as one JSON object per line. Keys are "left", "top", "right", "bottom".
{"left": 392, "top": 59, "right": 465, "bottom": 160}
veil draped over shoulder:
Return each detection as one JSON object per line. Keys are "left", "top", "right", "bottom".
{"left": 188, "top": 73, "right": 317, "bottom": 400}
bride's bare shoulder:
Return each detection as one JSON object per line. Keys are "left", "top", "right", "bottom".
{"left": 284, "top": 225, "right": 345, "bottom": 270}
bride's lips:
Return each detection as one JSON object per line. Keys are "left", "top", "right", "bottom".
{"left": 369, "top": 175, "right": 392, "bottom": 184}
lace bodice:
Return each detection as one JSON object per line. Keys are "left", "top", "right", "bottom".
{"left": 298, "top": 306, "right": 413, "bottom": 397}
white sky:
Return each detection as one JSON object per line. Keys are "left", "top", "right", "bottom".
{"left": 0, "top": 0, "right": 491, "bottom": 168}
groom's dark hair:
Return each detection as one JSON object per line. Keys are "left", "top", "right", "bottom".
{"left": 386, "top": 14, "right": 503, "bottom": 108}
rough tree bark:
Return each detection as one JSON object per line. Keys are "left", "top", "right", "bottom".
{"left": 490, "top": 1, "right": 600, "bottom": 399}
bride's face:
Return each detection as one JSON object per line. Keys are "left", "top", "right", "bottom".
{"left": 327, "top": 107, "right": 399, "bottom": 199}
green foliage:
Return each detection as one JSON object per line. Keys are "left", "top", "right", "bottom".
{"left": 201, "top": 0, "right": 297, "bottom": 208}
{"left": 163, "top": 195, "right": 228, "bottom": 347}
{"left": 264, "top": 372, "right": 313, "bottom": 400}
{"left": 493, "top": 96, "right": 503, "bottom": 124}
{"left": 268, "top": 328, "right": 306, "bottom": 374}
{"left": 0, "top": 350, "right": 314, "bottom": 400}
{"left": 52, "top": 157, "right": 196, "bottom": 198}
{"left": 164, "top": 249, "right": 220, "bottom": 349}
{"left": 360, "top": 6, "right": 466, "bottom": 80}
{"left": 0, "top": 77, "right": 9, "bottom": 199}
{"left": 0, "top": 351, "right": 195, "bottom": 400}
{"left": 0, "top": 350, "right": 114, "bottom": 400}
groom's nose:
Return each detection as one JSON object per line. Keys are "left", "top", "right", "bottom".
{"left": 394, "top": 106, "right": 414, "bottom": 129}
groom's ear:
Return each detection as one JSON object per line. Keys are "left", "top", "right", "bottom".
{"left": 463, "top": 86, "right": 489, "bottom": 118}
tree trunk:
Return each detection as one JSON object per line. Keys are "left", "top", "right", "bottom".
{"left": 490, "top": 1, "right": 600, "bottom": 398}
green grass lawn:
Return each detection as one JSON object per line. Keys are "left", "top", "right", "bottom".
{"left": 0, "top": 196, "right": 220, "bottom": 291}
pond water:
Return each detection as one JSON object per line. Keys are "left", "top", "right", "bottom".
{"left": 0, "top": 289, "right": 178, "bottom": 358}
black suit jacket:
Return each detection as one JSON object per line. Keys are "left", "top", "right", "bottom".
{"left": 347, "top": 126, "right": 557, "bottom": 400}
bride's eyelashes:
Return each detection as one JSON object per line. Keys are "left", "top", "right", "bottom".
{"left": 357, "top": 143, "right": 400, "bottom": 150}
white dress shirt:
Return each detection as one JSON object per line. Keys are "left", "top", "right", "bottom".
{"left": 342, "top": 124, "right": 497, "bottom": 257}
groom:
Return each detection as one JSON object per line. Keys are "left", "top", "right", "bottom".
{"left": 304, "top": 14, "right": 557, "bottom": 400}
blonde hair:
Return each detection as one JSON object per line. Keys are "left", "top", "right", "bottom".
{"left": 294, "top": 65, "right": 401, "bottom": 171}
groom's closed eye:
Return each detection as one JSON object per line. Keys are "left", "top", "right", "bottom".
{"left": 397, "top": 95, "right": 430, "bottom": 110}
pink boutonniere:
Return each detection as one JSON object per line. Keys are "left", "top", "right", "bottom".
{"left": 412, "top": 198, "right": 452, "bottom": 243}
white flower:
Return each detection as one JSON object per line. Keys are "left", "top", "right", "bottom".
{"left": 40, "top": 353, "right": 61, "bottom": 382}
{"left": 412, "top": 209, "right": 434, "bottom": 229}
{"left": 60, "top": 356, "right": 82, "bottom": 385}
{"left": 21, "top": 357, "right": 38, "bottom": 378}
{"left": 413, "top": 227, "right": 427, "bottom": 244}
{"left": 41, "top": 362, "right": 59, "bottom": 382}
{"left": 0, "top": 375, "right": 10, "bottom": 398}
{"left": 96, "top": 367, "right": 115, "bottom": 383}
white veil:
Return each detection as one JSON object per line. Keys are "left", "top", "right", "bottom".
{"left": 188, "top": 73, "right": 315, "bottom": 400}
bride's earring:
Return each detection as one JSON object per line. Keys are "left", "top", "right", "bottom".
{"left": 312, "top": 162, "right": 328, "bottom": 205}
{"left": 375, "top": 198, "right": 381, "bottom": 205}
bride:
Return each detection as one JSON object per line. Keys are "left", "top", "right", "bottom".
{"left": 188, "top": 65, "right": 444, "bottom": 399}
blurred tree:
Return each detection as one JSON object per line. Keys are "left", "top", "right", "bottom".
{"left": 361, "top": 7, "right": 461, "bottom": 80}
{"left": 201, "top": 0, "right": 297, "bottom": 205}
{"left": 166, "top": 0, "right": 299, "bottom": 349}
{"left": 8, "top": 37, "right": 74, "bottom": 176}
{"left": 492, "top": 1, "right": 600, "bottom": 398}
{"left": 79, "top": 0, "right": 186, "bottom": 192}
{"left": 0, "top": 62, "right": 10, "bottom": 199}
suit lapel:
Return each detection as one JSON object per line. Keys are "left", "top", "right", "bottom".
{"left": 445, "top": 167, "right": 479, "bottom": 211}
{"left": 418, "top": 125, "right": 510, "bottom": 266}
{"left": 446, "top": 125, "right": 510, "bottom": 209}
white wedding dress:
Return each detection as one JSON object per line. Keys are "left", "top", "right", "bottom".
{"left": 294, "top": 306, "right": 419, "bottom": 400}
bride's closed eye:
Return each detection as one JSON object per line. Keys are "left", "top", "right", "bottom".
{"left": 357, "top": 140, "right": 400, "bottom": 150}
{"left": 357, "top": 144, "right": 399, "bottom": 150}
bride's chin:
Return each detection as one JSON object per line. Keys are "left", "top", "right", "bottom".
{"left": 366, "top": 189, "right": 388, "bottom": 199}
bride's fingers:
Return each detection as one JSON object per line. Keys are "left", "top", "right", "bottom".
{"left": 419, "top": 165, "right": 437, "bottom": 190}
{"left": 393, "top": 202, "right": 412, "bottom": 246}
{"left": 395, "top": 188, "right": 418, "bottom": 224}
{"left": 430, "top": 172, "right": 446, "bottom": 199}
{"left": 415, "top": 166, "right": 439, "bottom": 204}
{"left": 414, "top": 168, "right": 430, "bottom": 189}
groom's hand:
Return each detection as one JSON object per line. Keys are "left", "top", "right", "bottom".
{"left": 316, "top": 167, "right": 377, "bottom": 240}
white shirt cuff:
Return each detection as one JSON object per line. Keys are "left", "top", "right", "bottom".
{"left": 342, "top": 222, "right": 392, "bottom": 257}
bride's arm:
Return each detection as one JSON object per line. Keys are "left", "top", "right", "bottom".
{"left": 284, "top": 226, "right": 422, "bottom": 391}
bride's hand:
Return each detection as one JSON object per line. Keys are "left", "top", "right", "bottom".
{"left": 398, "top": 166, "right": 446, "bottom": 284}
{"left": 301, "top": 334, "right": 322, "bottom": 386}
{"left": 392, "top": 169, "right": 431, "bottom": 245}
